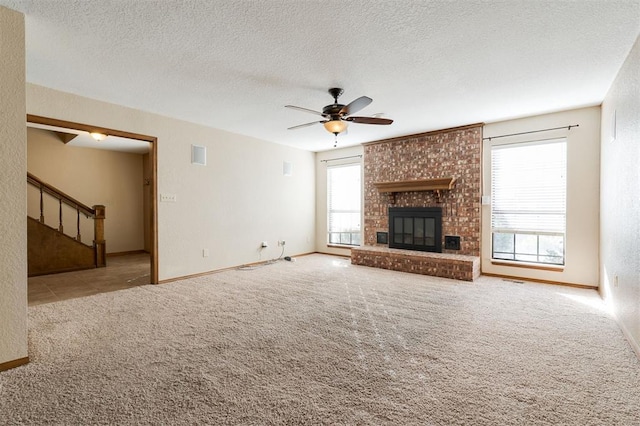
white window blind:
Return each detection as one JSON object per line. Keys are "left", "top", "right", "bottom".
{"left": 327, "top": 163, "right": 361, "bottom": 246}
{"left": 490, "top": 138, "right": 566, "bottom": 264}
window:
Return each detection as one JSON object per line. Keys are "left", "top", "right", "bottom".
{"left": 327, "top": 163, "right": 361, "bottom": 246}
{"left": 491, "top": 138, "right": 566, "bottom": 265}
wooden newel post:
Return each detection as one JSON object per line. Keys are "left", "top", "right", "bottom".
{"left": 93, "top": 205, "right": 106, "bottom": 268}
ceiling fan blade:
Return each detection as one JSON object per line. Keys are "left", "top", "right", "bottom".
{"left": 285, "top": 105, "right": 326, "bottom": 117}
{"left": 340, "top": 96, "right": 372, "bottom": 116}
{"left": 346, "top": 116, "right": 393, "bottom": 125}
{"left": 287, "top": 121, "right": 324, "bottom": 130}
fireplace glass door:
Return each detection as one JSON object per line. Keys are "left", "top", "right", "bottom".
{"left": 389, "top": 207, "right": 442, "bottom": 252}
{"left": 394, "top": 216, "right": 435, "bottom": 247}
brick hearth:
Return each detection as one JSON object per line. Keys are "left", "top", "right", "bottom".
{"left": 351, "top": 246, "right": 480, "bottom": 281}
{"left": 351, "top": 123, "right": 483, "bottom": 280}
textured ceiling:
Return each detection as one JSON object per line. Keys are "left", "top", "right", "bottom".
{"left": 3, "top": 0, "right": 640, "bottom": 151}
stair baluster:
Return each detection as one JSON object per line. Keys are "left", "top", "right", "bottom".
{"left": 58, "top": 199, "right": 63, "bottom": 233}
{"left": 39, "top": 187, "right": 45, "bottom": 223}
{"left": 76, "top": 208, "right": 81, "bottom": 242}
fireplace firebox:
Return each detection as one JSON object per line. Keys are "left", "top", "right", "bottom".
{"left": 388, "top": 207, "right": 442, "bottom": 252}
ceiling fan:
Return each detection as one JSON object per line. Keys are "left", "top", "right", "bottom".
{"left": 285, "top": 88, "right": 393, "bottom": 139}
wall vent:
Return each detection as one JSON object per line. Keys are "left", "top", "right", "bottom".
{"left": 283, "top": 161, "right": 293, "bottom": 176}
{"left": 445, "top": 235, "right": 461, "bottom": 250}
{"left": 191, "top": 145, "right": 206, "bottom": 166}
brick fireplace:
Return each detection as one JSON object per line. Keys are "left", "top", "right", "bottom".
{"left": 351, "top": 123, "right": 483, "bottom": 281}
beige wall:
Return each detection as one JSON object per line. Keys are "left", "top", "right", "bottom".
{"left": 27, "top": 128, "right": 146, "bottom": 254}
{"left": 600, "top": 35, "right": 640, "bottom": 355}
{"left": 482, "top": 107, "right": 601, "bottom": 287}
{"left": 143, "top": 153, "right": 151, "bottom": 252}
{"left": 26, "top": 84, "right": 316, "bottom": 280}
{"left": 0, "top": 6, "right": 27, "bottom": 366}
{"left": 315, "top": 145, "right": 364, "bottom": 256}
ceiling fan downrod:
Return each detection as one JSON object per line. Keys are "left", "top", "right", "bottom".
{"left": 328, "top": 87, "right": 344, "bottom": 104}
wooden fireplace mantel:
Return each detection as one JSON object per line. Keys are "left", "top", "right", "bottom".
{"left": 373, "top": 177, "right": 456, "bottom": 203}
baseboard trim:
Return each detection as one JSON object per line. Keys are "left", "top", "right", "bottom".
{"left": 293, "top": 252, "right": 317, "bottom": 258}
{"left": 159, "top": 267, "right": 233, "bottom": 284}
{"left": 158, "top": 252, "right": 317, "bottom": 284}
{"left": 482, "top": 272, "right": 597, "bottom": 290}
{"left": 315, "top": 251, "right": 351, "bottom": 259}
{"left": 0, "top": 356, "right": 29, "bottom": 372}
{"left": 107, "top": 250, "right": 148, "bottom": 257}
{"left": 606, "top": 305, "right": 640, "bottom": 361}
{"left": 618, "top": 320, "right": 640, "bottom": 361}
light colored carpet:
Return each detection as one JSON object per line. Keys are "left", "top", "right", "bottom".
{"left": 1, "top": 254, "right": 639, "bottom": 425}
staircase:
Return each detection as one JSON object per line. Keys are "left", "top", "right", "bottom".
{"left": 27, "top": 172, "right": 106, "bottom": 276}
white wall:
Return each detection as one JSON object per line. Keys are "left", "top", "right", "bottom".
{"left": 26, "top": 84, "right": 316, "bottom": 280}
{"left": 482, "top": 107, "right": 601, "bottom": 287}
{"left": 0, "top": 6, "right": 27, "bottom": 366}
{"left": 27, "top": 128, "right": 146, "bottom": 254}
{"left": 600, "top": 34, "right": 640, "bottom": 355}
{"left": 315, "top": 145, "right": 364, "bottom": 256}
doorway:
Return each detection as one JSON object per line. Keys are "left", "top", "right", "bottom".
{"left": 26, "top": 115, "right": 158, "bottom": 288}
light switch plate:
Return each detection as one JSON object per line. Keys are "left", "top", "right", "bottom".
{"left": 160, "top": 193, "right": 177, "bottom": 202}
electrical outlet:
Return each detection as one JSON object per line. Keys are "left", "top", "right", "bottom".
{"left": 278, "top": 240, "right": 286, "bottom": 246}
{"left": 160, "top": 193, "right": 177, "bottom": 202}
{"left": 202, "top": 249, "right": 209, "bottom": 258}
{"left": 261, "top": 241, "right": 268, "bottom": 248}
{"left": 614, "top": 273, "right": 619, "bottom": 287}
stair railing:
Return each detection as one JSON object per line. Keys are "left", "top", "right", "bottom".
{"left": 27, "top": 172, "right": 106, "bottom": 267}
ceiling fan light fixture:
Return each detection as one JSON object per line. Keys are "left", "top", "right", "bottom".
{"left": 286, "top": 88, "right": 392, "bottom": 144}
{"left": 323, "top": 120, "right": 347, "bottom": 134}
{"left": 90, "top": 132, "right": 107, "bottom": 141}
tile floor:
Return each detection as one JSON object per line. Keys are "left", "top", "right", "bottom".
{"left": 28, "top": 252, "right": 151, "bottom": 306}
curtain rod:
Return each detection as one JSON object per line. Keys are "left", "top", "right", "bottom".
{"left": 320, "top": 154, "right": 362, "bottom": 163}
{"left": 483, "top": 124, "right": 579, "bottom": 141}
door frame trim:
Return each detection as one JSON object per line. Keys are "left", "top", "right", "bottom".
{"left": 26, "top": 114, "right": 159, "bottom": 284}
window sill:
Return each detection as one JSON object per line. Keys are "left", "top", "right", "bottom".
{"left": 327, "top": 244, "right": 357, "bottom": 249}
{"left": 491, "top": 259, "right": 564, "bottom": 272}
